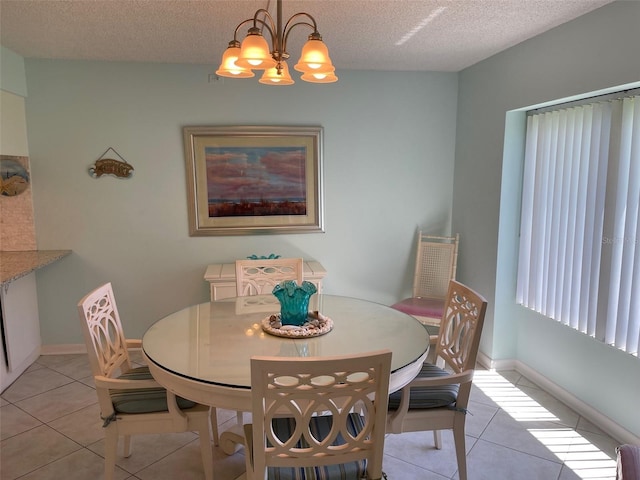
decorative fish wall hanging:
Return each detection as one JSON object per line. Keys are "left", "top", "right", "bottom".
{"left": 89, "top": 147, "right": 134, "bottom": 179}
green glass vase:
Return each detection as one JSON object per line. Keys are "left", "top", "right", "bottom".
{"left": 272, "top": 280, "right": 317, "bottom": 326}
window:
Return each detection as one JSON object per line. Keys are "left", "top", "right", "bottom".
{"left": 516, "top": 93, "right": 639, "bottom": 356}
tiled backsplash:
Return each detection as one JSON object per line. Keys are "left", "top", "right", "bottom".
{"left": 0, "top": 155, "right": 37, "bottom": 251}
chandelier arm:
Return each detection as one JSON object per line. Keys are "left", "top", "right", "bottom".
{"left": 281, "top": 17, "right": 317, "bottom": 58}
{"left": 251, "top": 8, "right": 275, "bottom": 30}
{"left": 233, "top": 9, "right": 276, "bottom": 42}
{"left": 283, "top": 12, "right": 318, "bottom": 35}
{"left": 233, "top": 17, "right": 277, "bottom": 55}
{"left": 237, "top": 9, "right": 278, "bottom": 58}
{"left": 232, "top": 18, "right": 259, "bottom": 41}
{"left": 251, "top": 18, "right": 276, "bottom": 47}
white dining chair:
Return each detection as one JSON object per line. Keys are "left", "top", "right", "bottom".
{"left": 235, "top": 257, "right": 304, "bottom": 296}
{"left": 240, "top": 350, "right": 391, "bottom": 480}
{"left": 77, "top": 282, "right": 215, "bottom": 480}
{"left": 387, "top": 280, "right": 487, "bottom": 480}
{"left": 232, "top": 256, "right": 305, "bottom": 426}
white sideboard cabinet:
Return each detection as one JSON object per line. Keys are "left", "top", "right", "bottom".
{"left": 0, "top": 250, "right": 71, "bottom": 392}
{"left": 1, "top": 273, "right": 40, "bottom": 392}
{"left": 204, "top": 260, "right": 327, "bottom": 301}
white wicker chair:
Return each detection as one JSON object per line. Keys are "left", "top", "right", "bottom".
{"left": 391, "top": 232, "right": 459, "bottom": 329}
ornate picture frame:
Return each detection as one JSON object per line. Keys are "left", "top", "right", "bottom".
{"left": 183, "top": 125, "right": 324, "bottom": 236}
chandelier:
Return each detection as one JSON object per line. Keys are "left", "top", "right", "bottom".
{"left": 216, "top": 0, "right": 337, "bottom": 85}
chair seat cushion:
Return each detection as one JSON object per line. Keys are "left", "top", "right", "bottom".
{"left": 247, "top": 413, "right": 367, "bottom": 480}
{"left": 391, "top": 297, "right": 445, "bottom": 319}
{"left": 388, "top": 363, "right": 459, "bottom": 410}
{"left": 110, "top": 366, "right": 197, "bottom": 414}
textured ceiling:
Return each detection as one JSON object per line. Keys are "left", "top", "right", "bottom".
{"left": 0, "top": 0, "right": 615, "bottom": 72}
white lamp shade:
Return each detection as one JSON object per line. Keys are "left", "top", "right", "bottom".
{"left": 235, "top": 33, "right": 277, "bottom": 70}
{"left": 259, "top": 61, "right": 295, "bottom": 85}
{"left": 294, "top": 39, "right": 334, "bottom": 73}
{"left": 216, "top": 45, "right": 255, "bottom": 78}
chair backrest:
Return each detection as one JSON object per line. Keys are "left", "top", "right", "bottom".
{"left": 77, "top": 282, "right": 132, "bottom": 379}
{"left": 434, "top": 280, "right": 487, "bottom": 373}
{"left": 235, "top": 257, "right": 304, "bottom": 296}
{"left": 412, "top": 232, "right": 459, "bottom": 299}
{"left": 249, "top": 350, "right": 392, "bottom": 479}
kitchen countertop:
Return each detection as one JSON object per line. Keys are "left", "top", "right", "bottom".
{"left": 0, "top": 250, "right": 72, "bottom": 285}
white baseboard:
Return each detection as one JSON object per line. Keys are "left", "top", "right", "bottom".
{"left": 40, "top": 344, "right": 86, "bottom": 355}
{"left": 477, "top": 350, "right": 640, "bottom": 446}
{"left": 477, "top": 350, "right": 517, "bottom": 370}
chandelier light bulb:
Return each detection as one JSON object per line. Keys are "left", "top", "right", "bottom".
{"left": 301, "top": 69, "right": 338, "bottom": 84}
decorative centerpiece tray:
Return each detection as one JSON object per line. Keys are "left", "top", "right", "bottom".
{"left": 261, "top": 311, "right": 333, "bottom": 338}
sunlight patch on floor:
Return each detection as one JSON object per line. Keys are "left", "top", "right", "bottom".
{"left": 473, "top": 370, "right": 558, "bottom": 421}
{"left": 529, "top": 429, "right": 617, "bottom": 479}
{"left": 473, "top": 370, "right": 617, "bottom": 479}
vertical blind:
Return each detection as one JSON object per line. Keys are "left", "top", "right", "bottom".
{"left": 517, "top": 94, "right": 639, "bottom": 356}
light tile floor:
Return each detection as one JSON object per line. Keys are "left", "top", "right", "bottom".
{"left": 1, "top": 353, "right": 621, "bottom": 480}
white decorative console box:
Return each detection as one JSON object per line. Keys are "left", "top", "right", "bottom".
{"left": 204, "top": 260, "right": 327, "bottom": 301}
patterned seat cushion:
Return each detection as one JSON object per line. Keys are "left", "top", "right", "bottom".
{"left": 246, "top": 413, "right": 368, "bottom": 480}
{"left": 391, "top": 297, "right": 445, "bottom": 318}
{"left": 110, "top": 366, "right": 197, "bottom": 414}
{"left": 388, "top": 363, "right": 459, "bottom": 410}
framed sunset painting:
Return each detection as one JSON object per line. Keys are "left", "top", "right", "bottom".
{"left": 183, "top": 125, "right": 324, "bottom": 236}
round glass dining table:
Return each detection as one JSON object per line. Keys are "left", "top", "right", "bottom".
{"left": 142, "top": 294, "right": 429, "bottom": 451}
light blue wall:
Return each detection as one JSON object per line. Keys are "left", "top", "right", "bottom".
{"left": 0, "top": 45, "right": 27, "bottom": 96}
{"left": 455, "top": 0, "right": 640, "bottom": 438}
{"left": 21, "top": 60, "right": 458, "bottom": 344}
